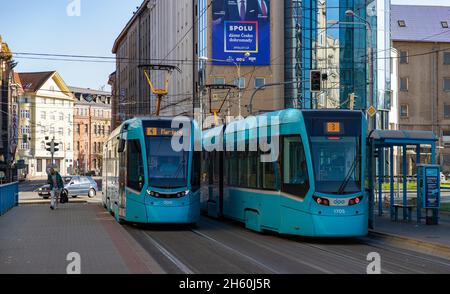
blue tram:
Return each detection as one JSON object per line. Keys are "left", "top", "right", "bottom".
{"left": 201, "top": 109, "right": 367, "bottom": 237}
{"left": 102, "top": 117, "right": 201, "bottom": 224}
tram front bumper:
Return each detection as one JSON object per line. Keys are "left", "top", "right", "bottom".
{"left": 311, "top": 214, "right": 368, "bottom": 237}
{"left": 146, "top": 200, "right": 200, "bottom": 224}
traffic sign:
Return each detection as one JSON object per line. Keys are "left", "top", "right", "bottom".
{"left": 367, "top": 106, "right": 377, "bottom": 117}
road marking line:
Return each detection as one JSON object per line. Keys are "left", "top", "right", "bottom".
{"left": 142, "top": 232, "right": 194, "bottom": 274}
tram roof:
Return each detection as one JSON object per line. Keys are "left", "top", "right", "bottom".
{"left": 370, "top": 129, "right": 438, "bottom": 146}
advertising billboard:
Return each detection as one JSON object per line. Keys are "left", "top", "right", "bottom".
{"left": 212, "top": 0, "right": 270, "bottom": 66}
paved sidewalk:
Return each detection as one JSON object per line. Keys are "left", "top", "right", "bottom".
{"left": 0, "top": 203, "right": 164, "bottom": 274}
{"left": 371, "top": 211, "right": 450, "bottom": 258}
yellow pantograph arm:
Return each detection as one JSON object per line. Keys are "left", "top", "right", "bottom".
{"left": 143, "top": 70, "right": 156, "bottom": 93}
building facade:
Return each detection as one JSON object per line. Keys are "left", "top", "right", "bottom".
{"left": 17, "top": 71, "right": 74, "bottom": 177}
{"left": 112, "top": 0, "right": 390, "bottom": 124}
{"left": 111, "top": 0, "right": 195, "bottom": 127}
{"left": 392, "top": 5, "right": 450, "bottom": 171}
{"left": 196, "top": 0, "right": 391, "bottom": 119}
{"left": 70, "top": 87, "right": 112, "bottom": 175}
{"left": 0, "top": 36, "right": 19, "bottom": 183}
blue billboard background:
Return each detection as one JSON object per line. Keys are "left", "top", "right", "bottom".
{"left": 212, "top": 0, "right": 270, "bottom": 66}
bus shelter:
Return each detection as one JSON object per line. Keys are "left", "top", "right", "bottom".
{"left": 368, "top": 130, "right": 438, "bottom": 227}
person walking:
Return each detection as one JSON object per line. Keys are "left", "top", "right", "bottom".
{"left": 47, "top": 167, "right": 64, "bottom": 210}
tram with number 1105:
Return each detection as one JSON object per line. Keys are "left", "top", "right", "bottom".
{"left": 201, "top": 109, "right": 367, "bottom": 237}
{"left": 102, "top": 117, "right": 201, "bottom": 225}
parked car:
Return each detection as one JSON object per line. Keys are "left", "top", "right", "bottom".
{"left": 38, "top": 176, "right": 98, "bottom": 199}
{"left": 37, "top": 185, "right": 51, "bottom": 198}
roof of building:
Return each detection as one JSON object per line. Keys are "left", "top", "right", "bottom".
{"left": 391, "top": 5, "right": 450, "bottom": 43}
{"left": 112, "top": 0, "right": 149, "bottom": 53}
{"left": 68, "top": 86, "right": 110, "bottom": 96}
{"left": 69, "top": 86, "right": 111, "bottom": 107}
{"left": 18, "top": 71, "right": 55, "bottom": 92}
{"left": 12, "top": 72, "right": 24, "bottom": 93}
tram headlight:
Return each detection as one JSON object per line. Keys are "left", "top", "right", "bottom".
{"left": 313, "top": 196, "right": 330, "bottom": 206}
{"left": 177, "top": 190, "right": 190, "bottom": 198}
{"left": 146, "top": 190, "right": 157, "bottom": 197}
{"left": 348, "top": 196, "right": 363, "bottom": 206}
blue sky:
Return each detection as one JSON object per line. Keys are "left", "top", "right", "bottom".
{"left": 0, "top": 0, "right": 448, "bottom": 91}
{"left": 0, "top": 0, "right": 142, "bottom": 91}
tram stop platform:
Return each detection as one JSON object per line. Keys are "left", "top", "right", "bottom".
{"left": 371, "top": 212, "right": 450, "bottom": 259}
{"left": 0, "top": 202, "right": 164, "bottom": 274}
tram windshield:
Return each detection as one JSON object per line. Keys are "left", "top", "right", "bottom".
{"left": 146, "top": 136, "right": 188, "bottom": 188}
{"left": 310, "top": 136, "right": 361, "bottom": 194}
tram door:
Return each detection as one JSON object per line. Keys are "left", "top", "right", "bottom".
{"left": 118, "top": 134, "right": 127, "bottom": 218}
{"left": 207, "top": 151, "right": 224, "bottom": 218}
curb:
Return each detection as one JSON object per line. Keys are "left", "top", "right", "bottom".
{"left": 369, "top": 230, "right": 450, "bottom": 259}
{"left": 19, "top": 199, "right": 89, "bottom": 205}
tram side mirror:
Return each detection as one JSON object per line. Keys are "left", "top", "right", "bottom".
{"left": 118, "top": 139, "right": 126, "bottom": 153}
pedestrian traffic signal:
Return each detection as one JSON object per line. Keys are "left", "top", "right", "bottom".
{"left": 310, "top": 70, "right": 322, "bottom": 92}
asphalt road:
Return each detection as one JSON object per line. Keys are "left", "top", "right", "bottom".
{"left": 125, "top": 215, "right": 450, "bottom": 274}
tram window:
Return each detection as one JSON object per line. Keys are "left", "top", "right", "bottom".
{"left": 127, "top": 139, "right": 144, "bottom": 191}
{"left": 281, "top": 136, "right": 309, "bottom": 197}
{"left": 260, "top": 160, "right": 276, "bottom": 190}
{"left": 229, "top": 152, "right": 239, "bottom": 186}
{"left": 239, "top": 152, "right": 248, "bottom": 187}
{"left": 248, "top": 152, "right": 258, "bottom": 188}
{"left": 191, "top": 151, "right": 201, "bottom": 191}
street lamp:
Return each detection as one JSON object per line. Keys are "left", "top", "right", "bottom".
{"left": 199, "top": 52, "right": 251, "bottom": 117}
{"left": 327, "top": 12, "right": 374, "bottom": 130}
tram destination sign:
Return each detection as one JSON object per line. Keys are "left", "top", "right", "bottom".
{"left": 146, "top": 127, "right": 181, "bottom": 137}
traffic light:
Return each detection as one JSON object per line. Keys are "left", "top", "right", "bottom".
{"left": 310, "top": 70, "right": 322, "bottom": 92}
{"left": 45, "top": 140, "right": 59, "bottom": 153}
{"left": 46, "top": 141, "right": 52, "bottom": 152}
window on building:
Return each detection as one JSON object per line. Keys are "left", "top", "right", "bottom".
{"left": 41, "top": 111, "right": 46, "bottom": 119}
{"left": 444, "top": 52, "right": 450, "bottom": 65}
{"left": 77, "top": 141, "right": 80, "bottom": 151}
{"left": 21, "top": 125, "right": 31, "bottom": 135}
{"left": 85, "top": 125, "right": 88, "bottom": 133}
{"left": 41, "top": 141, "right": 46, "bottom": 150}
{"left": 234, "top": 77, "right": 246, "bottom": 89}
{"left": 76, "top": 124, "right": 80, "bottom": 134}
{"left": 398, "top": 20, "right": 406, "bottom": 27}
{"left": 94, "top": 125, "right": 97, "bottom": 135}
{"left": 213, "top": 77, "right": 225, "bottom": 85}
{"left": 445, "top": 104, "right": 450, "bottom": 118}
{"left": 37, "top": 159, "right": 42, "bottom": 173}
{"left": 442, "top": 21, "right": 449, "bottom": 29}
{"left": 400, "top": 105, "right": 409, "bottom": 118}
{"left": 399, "top": 51, "right": 408, "bottom": 64}
{"left": 68, "top": 129, "right": 71, "bottom": 137}
{"left": 50, "top": 113, "right": 55, "bottom": 120}
{"left": 254, "top": 78, "right": 266, "bottom": 88}
{"left": 50, "top": 127, "right": 55, "bottom": 134}
{"left": 400, "top": 77, "right": 409, "bottom": 91}
{"left": 444, "top": 78, "right": 450, "bottom": 92}
{"left": 41, "top": 127, "right": 45, "bottom": 135}
{"left": 20, "top": 110, "right": 30, "bottom": 119}
{"left": 59, "top": 113, "right": 64, "bottom": 121}
{"left": 21, "top": 142, "right": 29, "bottom": 150}
{"left": 58, "top": 128, "right": 63, "bottom": 136}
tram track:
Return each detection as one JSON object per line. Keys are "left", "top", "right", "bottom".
{"left": 125, "top": 216, "right": 450, "bottom": 274}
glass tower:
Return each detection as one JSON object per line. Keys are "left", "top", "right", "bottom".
{"left": 284, "top": 0, "right": 386, "bottom": 111}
